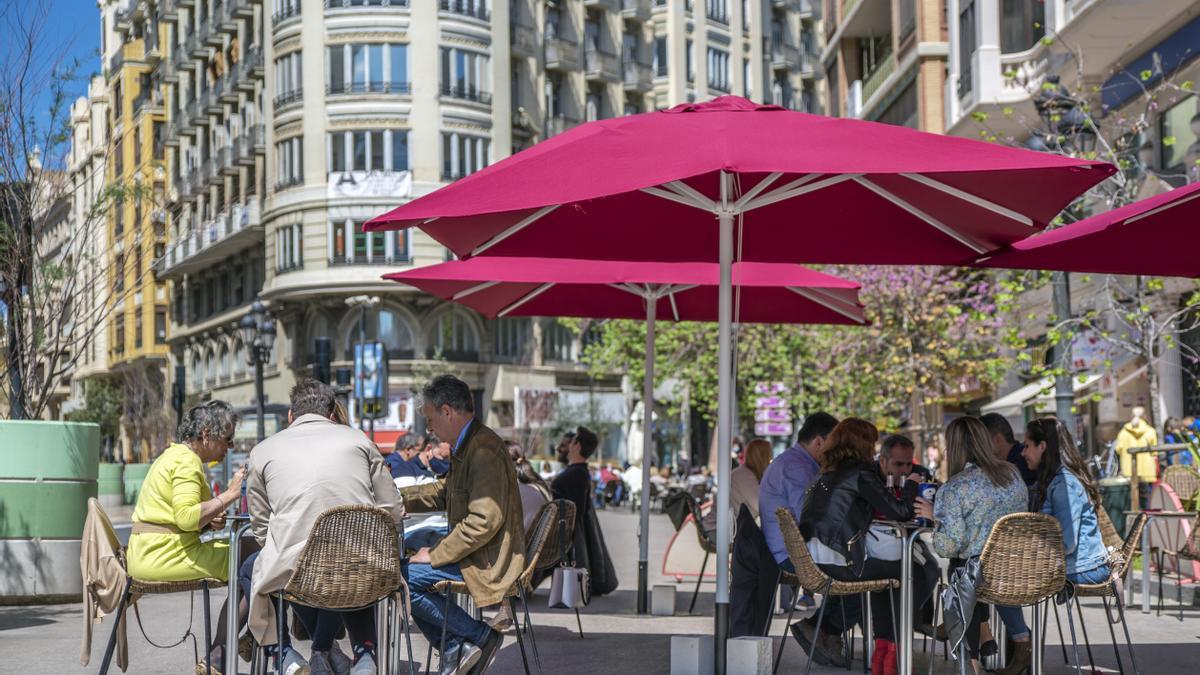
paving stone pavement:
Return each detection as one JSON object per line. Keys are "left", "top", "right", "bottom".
{"left": 3, "top": 508, "right": 1198, "bottom": 674}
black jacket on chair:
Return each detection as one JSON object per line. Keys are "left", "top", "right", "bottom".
{"left": 798, "top": 459, "right": 918, "bottom": 571}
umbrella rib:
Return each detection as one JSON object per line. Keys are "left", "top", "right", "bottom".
{"left": 742, "top": 174, "right": 859, "bottom": 212}
{"left": 452, "top": 280, "right": 501, "bottom": 300}
{"left": 642, "top": 185, "right": 714, "bottom": 211}
{"left": 801, "top": 285, "right": 863, "bottom": 310}
{"left": 732, "top": 172, "right": 786, "bottom": 210}
{"left": 787, "top": 286, "right": 866, "bottom": 323}
{"left": 668, "top": 290, "right": 680, "bottom": 321}
{"left": 901, "top": 173, "right": 1034, "bottom": 227}
{"left": 1124, "top": 188, "right": 1200, "bottom": 225}
{"left": 469, "top": 205, "right": 560, "bottom": 256}
{"left": 497, "top": 282, "right": 555, "bottom": 317}
{"left": 664, "top": 180, "right": 719, "bottom": 211}
{"left": 854, "top": 177, "right": 989, "bottom": 254}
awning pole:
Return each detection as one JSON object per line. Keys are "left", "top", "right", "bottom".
{"left": 637, "top": 288, "right": 656, "bottom": 614}
{"left": 714, "top": 172, "right": 734, "bottom": 674}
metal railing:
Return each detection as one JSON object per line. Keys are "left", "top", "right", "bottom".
{"left": 622, "top": 61, "right": 652, "bottom": 90}
{"left": 585, "top": 48, "right": 620, "bottom": 81}
{"left": 544, "top": 36, "right": 581, "bottom": 70}
{"left": 440, "top": 85, "right": 492, "bottom": 104}
{"left": 326, "top": 81, "right": 412, "bottom": 95}
{"left": 439, "top": 0, "right": 490, "bottom": 20}
{"left": 273, "top": 89, "right": 304, "bottom": 109}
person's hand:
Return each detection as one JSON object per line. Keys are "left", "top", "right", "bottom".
{"left": 905, "top": 472, "right": 925, "bottom": 485}
{"left": 914, "top": 497, "right": 934, "bottom": 520}
{"left": 226, "top": 466, "right": 247, "bottom": 496}
{"left": 410, "top": 547, "right": 432, "bottom": 564}
{"left": 209, "top": 512, "right": 227, "bottom": 531}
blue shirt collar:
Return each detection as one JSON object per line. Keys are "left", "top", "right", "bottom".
{"left": 452, "top": 418, "right": 474, "bottom": 455}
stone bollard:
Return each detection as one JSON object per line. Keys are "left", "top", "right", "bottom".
{"left": 652, "top": 583, "right": 677, "bottom": 616}
{"left": 671, "top": 634, "right": 715, "bottom": 675}
{"left": 727, "top": 636, "right": 773, "bottom": 675}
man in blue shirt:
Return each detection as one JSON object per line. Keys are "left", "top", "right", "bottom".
{"left": 981, "top": 413, "right": 1037, "bottom": 485}
{"left": 757, "top": 412, "right": 848, "bottom": 666}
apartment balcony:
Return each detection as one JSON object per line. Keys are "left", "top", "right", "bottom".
{"left": 273, "top": 2, "right": 302, "bottom": 26}
{"left": 218, "top": 75, "right": 239, "bottom": 103}
{"left": 187, "top": 32, "right": 208, "bottom": 59}
{"left": 108, "top": 49, "right": 124, "bottom": 77}
{"left": 325, "top": 0, "right": 412, "bottom": 7}
{"left": 205, "top": 87, "right": 224, "bottom": 114}
{"left": 545, "top": 36, "right": 581, "bottom": 71}
{"left": 622, "top": 60, "right": 652, "bottom": 92}
{"left": 164, "top": 121, "right": 182, "bottom": 146}
{"left": 177, "top": 173, "right": 196, "bottom": 201}
{"left": 231, "top": 0, "right": 255, "bottom": 19}
{"left": 114, "top": 7, "right": 133, "bottom": 33}
{"left": 860, "top": 53, "right": 896, "bottom": 107}
{"left": 217, "top": 2, "right": 238, "bottom": 33}
{"left": 511, "top": 21, "right": 538, "bottom": 59}
{"left": 327, "top": 82, "right": 411, "bottom": 95}
{"left": 547, "top": 115, "right": 580, "bottom": 137}
{"left": 584, "top": 0, "right": 619, "bottom": 10}
{"left": 440, "top": 85, "right": 493, "bottom": 105}
{"left": 621, "top": 0, "right": 651, "bottom": 22}
{"left": 160, "top": 49, "right": 178, "bottom": 82}
{"left": 219, "top": 146, "right": 238, "bottom": 175}
{"left": 202, "top": 19, "right": 224, "bottom": 47}
{"left": 178, "top": 0, "right": 195, "bottom": 8}
{"left": 274, "top": 89, "right": 303, "bottom": 111}
{"left": 160, "top": 0, "right": 179, "bottom": 21}
{"left": 236, "top": 46, "right": 263, "bottom": 91}
{"left": 770, "top": 41, "right": 801, "bottom": 71}
{"left": 947, "top": 42, "right": 1049, "bottom": 139}
{"left": 439, "top": 0, "right": 490, "bottom": 21}
{"left": 585, "top": 48, "right": 620, "bottom": 83}
{"left": 187, "top": 99, "right": 209, "bottom": 127}
{"left": 157, "top": 197, "right": 263, "bottom": 279}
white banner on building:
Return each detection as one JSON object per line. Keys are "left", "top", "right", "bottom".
{"left": 515, "top": 387, "right": 559, "bottom": 429}
{"left": 328, "top": 170, "right": 412, "bottom": 200}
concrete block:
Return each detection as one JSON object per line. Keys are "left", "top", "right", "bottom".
{"left": 652, "top": 583, "right": 677, "bottom": 616}
{"left": 727, "top": 636, "right": 773, "bottom": 675}
{"left": 671, "top": 634, "right": 715, "bottom": 675}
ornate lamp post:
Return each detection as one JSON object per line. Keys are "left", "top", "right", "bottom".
{"left": 238, "top": 297, "right": 276, "bottom": 443}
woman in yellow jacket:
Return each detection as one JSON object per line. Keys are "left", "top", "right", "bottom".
{"left": 126, "top": 400, "right": 246, "bottom": 674}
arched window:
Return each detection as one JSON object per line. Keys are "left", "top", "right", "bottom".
{"left": 234, "top": 341, "right": 247, "bottom": 376}
{"left": 542, "top": 319, "right": 575, "bottom": 363}
{"left": 427, "top": 310, "right": 480, "bottom": 361}
{"left": 342, "top": 307, "right": 415, "bottom": 360}
{"left": 191, "top": 353, "right": 202, "bottom": 392}
{"left": 205, "top": 349, "right": 216, "bottom": 386}
{"left": 219, "top": 345, "right": 231, "bottom": 381}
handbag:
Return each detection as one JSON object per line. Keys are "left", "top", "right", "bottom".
{"left": 548, "top": 504, "right": 591, "bottom": 609}
{"left": 864, "top": 522, "right": 903, "bottom": 561}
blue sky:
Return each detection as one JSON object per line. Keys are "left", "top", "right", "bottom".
{"left": 26, "top": 1, "right": 103, "bottom": 156}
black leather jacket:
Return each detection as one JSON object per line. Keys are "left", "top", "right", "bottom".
{"left": 798, "top": 459, "right": 918, "bottom": 570}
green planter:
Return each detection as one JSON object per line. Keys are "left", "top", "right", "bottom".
{"left": 0, "top": 420, "right": 100, "bottom": 602}
{"left": 122, "top": 463, "right": 152, "bottom": 505}
{"left": 98, "top": 463, "right": 124, "bottom": 507}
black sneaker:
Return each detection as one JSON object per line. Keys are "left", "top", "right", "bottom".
{"left": 789, "top": 620, "right": 833, "bottom": 666}
{"left": 819, "top": 631, "right": 851, "bottom": 668}
{"left": 466, "top": 629, "right": 503, "bottom": 675}
{"left": 439, "top": 640, "right": 481, "bottom": 675}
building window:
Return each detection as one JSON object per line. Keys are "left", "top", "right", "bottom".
{"left": 277, "top": 223, "right": 303, "bottom": 272}
{"left": 1000, "top": 0, "right": 1045, "bottom": 54}
{"left": 274, "top": 51, "right": 303, "bottom": 106}
{"left": 493, "top": 317, "right": 531, "bottom": 363}
{"left": 707, "top": 47, "right": 729, "bottom": 92}
{"left": 653, "top": 37, "right": 668, "bottom": 77}
{"left": 875, "top": 79, "right": 919, "bottom": 129}
{"left": 391, "top": 130, "right": 409, "bottom": 171}
{"left": 440, "top": 0, "right": 489, "bottom": 20}
{"left": 427, "top": 311, "right": 480, "bottom": 361}
{"left": 440, "top": 47, "right": 491, "bottom": 103}
{"left": 389, "top": 44, "right": 409, "bottom": 93}
{"left": 114, "top": 313, "right": 125, "bottom": 353}
{"left": 114, "top": 252, "right": 125, "bottom": 293}
{"left": 342, "top": 308, "right": 416, "bottom": 360}
{"left": 958, "top": 1, "right": 976, "bottom": 100}
{"left": 706, "top": 0, "right": 727, "bottom": 24}
{"left": 686, "top": 39, "right": 694, "bottom": 82}
{"left": 327, "top": 129, "right": 407, "bottom": 173}
{"left": 1158, "top": 95, "right": 1198, "bottom": 175}
{"left": 328, "top": 42, "right": 408, "bottom": 94}
{"left": 328, "top": 220, "right": 409, "bottom": 264}
{"left": 276, "top": 137, "right": 303, "bottom": 188}
{"left": 899, "top": 0, "right": 917, "bottom": 42}
{"left": 743, "top": 58, "right": 751, "bottom": 99}
{"left": 542, "top": 320, "right": 574, "bottom": 363}
{"left": 441, "top": 132, "right": 490, "bottom": 180}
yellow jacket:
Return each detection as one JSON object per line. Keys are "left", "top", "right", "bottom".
{"left": 1116, "top": 419, "right": 1159, "bottom": 480}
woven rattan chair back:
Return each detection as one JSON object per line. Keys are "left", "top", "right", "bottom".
{"left": 282, "top": 504, "right": 402, "bottom": 610}
{"left": 1162, "top": 465, "right": 1200, "bottom": 503}
{"left": 689, "top": 494, "right": 717, "bottom": 552}
{"left": 1118, "top": 512, "right": 1148, "bottom": 573}
{"left": 1181, "top": 513, "right": 1200, "bottom": 561}
{"left": 535, "top": 499, "right": 576, "bottom": 573}
{"left": 775, "top": 507, "right": 833, "bottom": 594}
{"left": 518, "top": 501, "right": 559, "bottom": 588}
{"left": 977, "top": 513, "right": 1066, "bottom": 607}
{"left": 1096, "top": 507, "right": 1122, "bottom": 552}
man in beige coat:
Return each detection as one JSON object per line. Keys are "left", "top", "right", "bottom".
{"left": 246, "top": 379, "right": 402, "bottom": 675}
{"left": 401, "top": 375, "right": 524, "bottom": 675}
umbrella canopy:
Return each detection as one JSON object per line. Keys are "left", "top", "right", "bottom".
{"left": 977, "top": 181, "right": 1200, "bottom": 277}
{"left": 367, "top": 97, "right": 1113, "bottom": 265}
{"left": 384, "top": 257, "right": 867, "bottom": 325}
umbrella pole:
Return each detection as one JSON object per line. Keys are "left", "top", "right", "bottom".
{"left": 714, "top": 174, "right": 734, "bottom": 674}
{"left": 638, "top": 291, "right": 656, "bottom": 614}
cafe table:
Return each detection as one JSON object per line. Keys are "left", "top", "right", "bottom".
{"left": 870, "top": 520, "right": 933, "bottom": 674}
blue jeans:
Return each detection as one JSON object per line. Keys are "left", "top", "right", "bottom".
{"left": 239, "top": 552, "right": 290, "bottom": 653}
{"left": 1068, "top": 564, "right": 1111, "bottom": 585}
{"left": 404, "top": 560, "right": 490, "bottom": 652}
{"left": 995, "top": 605, "right": 1030, "bottom": 640}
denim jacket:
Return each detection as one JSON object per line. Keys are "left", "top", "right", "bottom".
{"left": 1042, "top": 467, "right": 1108, "bottom": 575}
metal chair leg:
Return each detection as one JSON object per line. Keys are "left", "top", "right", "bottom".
{"left": 574, "top": 608, "right": 584, "bottom": 639}
{"left": 839, "top": 597, "right": 851, "bottom": 670}
{"left": 862, "top": 591, "right": 873, "bottom": 673}
{"left": 773, "top": 588, "right": 800, "bottom": 675}
{"left": 396, "top": 595, "right": 417, "bottom": 675}
{"left": 886, "top": 588, "right": 897, "bottom": 675}
{"left": 511, "top": 594, "right": 532, "bottom": 675}
{"left": 1174, "top": 553, "right": 1184, "bottom": 622}
{"left": 276, "top": 594, "right": 287, "bottom": 671}
{"left": 518, "top": 586, "right": 543, "bottom": 675}
{"left": 802, "top": 583, "right": 832, "bottom": 675}
{"left": 1114, "top": 588, "right": 1142, "bottom": 675}
{"left": 98, "top": 580, "right": 133, "bottom": 675}
{"left": 1051, "top": 599, "right": 1069, "bottom": 664}
{"left": 202, "top": 581, "right": 213, "bottom": 675}
{"left": 1155, "top": 551, "right": 1164, "bottom": 617}
{"left": 1031, "top": 602, "right": 1043, "bottom": 675}
{"left": 1073, "top": 596, "right": 1096, "bottom": 672}
{"left": 1100, "top": 596, "right": 1126, "bottom": 675}
{"left": 690, "top": 550, "right": 710, "bottom": 614}
{"left": 439, "top": 591, "right": 453, "bottom": 671}
{"left": 763, "top": 573, "right": 781, "bottom": 638}
{"left": 1062, "top": 597, "right": 1084, "bottom": 675}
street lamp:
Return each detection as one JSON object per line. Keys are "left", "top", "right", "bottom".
{"left": 238, "top": 297, "right": 276, "bottom": 443}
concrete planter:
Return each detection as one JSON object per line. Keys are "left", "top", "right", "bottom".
{"left": 0, "top": 420, "right": 100, "bottom": 603}
{"left": 122, "top": 463, "right": 151, "bottom": 505}
{"left": 98, "top": 462, "right": 124, "bottom": 508}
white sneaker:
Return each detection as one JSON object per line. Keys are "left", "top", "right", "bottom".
{"left": 350, "top": 652, "right": 376, "bottom": 675}
{"left": 281, "top": 647, "right": 311, "bottom": 675}
{"left": 328, "top": 643, "right": 353, "bottom": 675}
{"left": 308, "top": 650, "right": 334, "bottom": 675}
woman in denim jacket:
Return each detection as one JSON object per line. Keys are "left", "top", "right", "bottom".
{"left": 1023, "top": 417, "right": 1111, "bottom": 584}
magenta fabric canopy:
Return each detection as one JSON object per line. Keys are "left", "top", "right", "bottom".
{"left": 384, "top": 257, "right": 866, "bottom": 325}
{"left": 977, "top": 181, "right": 1200, "bottom": 277}
{"left": 367, "top": 97, "right": 1113, "bottom": 265}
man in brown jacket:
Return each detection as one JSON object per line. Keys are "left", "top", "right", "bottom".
{"left": 403, "top": 375, "right": 524, "bottom": 675}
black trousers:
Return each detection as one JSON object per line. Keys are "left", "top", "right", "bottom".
{"left": 291, "top": 604, "right": 376, "bottom": 653}
{"left": 820, "top": 555, "right": 937, "bottom": 641}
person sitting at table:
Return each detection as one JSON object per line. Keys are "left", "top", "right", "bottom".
{"left": 799, "top": 418, "right": 936, "bottom": 675}
{"left": 401, "top": 375, "right": 523, "bottom": 674}
{"left": 125, "top": 400, "right": 256, "bottom": 675}
{"left": 246, "top": 379, "right": 404, "bottom": 675}
{"left": 702, "top": 437, "right": 773, "bottom": 533}
{"left": 1024, "top": 417, "right": 1112, "bottom": 589}
{"left": 877, "top": 434, "right": 932, "bottom": 494}
{"left": 915, "top": 416, "right": 1029, "bottom": 675}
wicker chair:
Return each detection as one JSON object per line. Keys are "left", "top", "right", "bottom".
{"left": 530, "top": 499, "right": 584, "bottom": 639}
{"left": 976, "top": 513, "right": 1070, "bottom": 675}
{"left": 1161, "top": 465, "right": 1200, "bottom": 505}
{"left": 686, "top": 493, "right": 718, "bottom": 614}
{"left": 99, "top": 576, "right": 224, "bottom": 675}
{"left": 1159, "top": 511, "right": 1200, "bottom": 623}
{"left": 1052, "top": 510, "right": 1147, "bottom": 675}
{"left": 265, "top": 505, "right": 412, "bottom": 675}
{"left": 775, "top": 508, "right": 899, "bottom": 675}
{"left": 430, "top": 500, "right": 560, "bottom": 675}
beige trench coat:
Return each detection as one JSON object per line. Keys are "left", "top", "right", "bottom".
{"left": 246, "top": 414, "right": 403, "bottom": 643}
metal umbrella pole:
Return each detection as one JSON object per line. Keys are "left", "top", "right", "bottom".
{"left": 637, "top": 291, "right": 657, "bottom": 614}
{"left": 714, "top": 172, "right": 734, "bottom": 674}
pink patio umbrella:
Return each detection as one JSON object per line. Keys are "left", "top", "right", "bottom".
{"left": 977, "top": 181, "right": 1200, "bottom": 276}
{"left": 367, "top": 96, "right": 1113, "bottom": 664}
{"left": 386, "top": 256, "right": 865, "bottom": 615}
